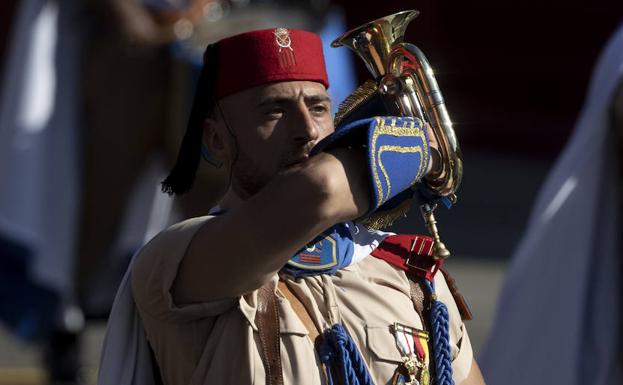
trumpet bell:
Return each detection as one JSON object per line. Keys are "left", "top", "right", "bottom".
{"left": 331, "top": 10, "right": 419, "bottom": 78}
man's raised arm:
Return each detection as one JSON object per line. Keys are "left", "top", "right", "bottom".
{"left": 171, "top": 149, "right": 370, "bottom": 303}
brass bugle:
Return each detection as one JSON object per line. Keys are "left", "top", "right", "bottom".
{"left": 332, "top": 9, "right": 462, "bottom": 198}
{"left": 332, "top": 10, "right": 462, "bottom": 259}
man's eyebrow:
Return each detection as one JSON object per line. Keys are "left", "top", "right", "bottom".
{"left": 256, "top": 96, "right": 290, "bottom": 108}
{"left": 256, "top": 94, "right": 331, "bottom": 108}
{"left": 305, "top": 94, "right": 331, "bottom": 104}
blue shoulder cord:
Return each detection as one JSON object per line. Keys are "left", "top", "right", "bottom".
{"left": 212, "top": 208, "right": 454, "bottom": 384}
{"left": 319, "top": 324, "right": 375, "bottom": 385}
{"left": 423, "top": 279, "right": 455, "bottom": 385}
{"left": 317, "top": 281, "right": 454, "bottom": 385}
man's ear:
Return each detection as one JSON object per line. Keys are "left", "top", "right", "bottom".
{"left": 202, "top": 118, "right": 227, "bottom": 167}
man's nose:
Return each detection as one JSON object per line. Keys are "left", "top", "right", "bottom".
{"left": 292, "top": 105, "right": 320, "bottom": 144}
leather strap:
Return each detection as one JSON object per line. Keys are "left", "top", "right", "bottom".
{"left": 277, "top": 280, "right": 321, "bottom": 343}
{"left": 277, "top": 280, "right": 333, "bottom": 383}
{"left": 440, "top": 267, "right": 473, "bottom": 321}
{"left": 255, "top": 281, "right": 283, "bottom": 385}
{"left": 407, "top": 275, "right": 427, "bottom": 319}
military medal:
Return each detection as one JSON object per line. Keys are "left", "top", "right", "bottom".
{"left": 391, "top": 323, "right": 431, "bottom": 385}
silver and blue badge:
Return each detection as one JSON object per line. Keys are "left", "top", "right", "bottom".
{"left": 283, "top": 224, "right": 355, "bottom": 277}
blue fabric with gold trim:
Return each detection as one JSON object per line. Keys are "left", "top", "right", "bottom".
{"left": 282, "top": 224, "right": 355, "bottom": 277}
{"left": 311, "top": 116, "right": 430, "bottom": 212}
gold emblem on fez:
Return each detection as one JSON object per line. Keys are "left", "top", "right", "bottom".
{"left": 274, "top": 28, "right": 293, "bottom": 52}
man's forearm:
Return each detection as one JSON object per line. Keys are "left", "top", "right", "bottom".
{"left": 171, "top": 149, "right": 371, "bottom": 303}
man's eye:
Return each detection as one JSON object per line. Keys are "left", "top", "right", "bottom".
{"left": 266, "top": 108, "right": 284, "bottom": 117}
{"left": 310, "top": 104, "right": 329, "bottom": 114}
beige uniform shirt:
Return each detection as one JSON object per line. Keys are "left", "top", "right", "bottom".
{"left": 132, "top": 217, "right": 473, "bottom": 385}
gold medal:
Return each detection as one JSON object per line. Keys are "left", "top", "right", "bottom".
{"left": 391, "top": 323, "right": 431, "bottom": 385}
{"left": 403, "top": 354, "right": 419, "bottom": 384}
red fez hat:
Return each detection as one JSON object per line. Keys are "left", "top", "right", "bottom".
{"left": 162, "top": 29, "right": 329, "bottom": 195}
{"left": 210, "top": 28, "right": 329, "bottom": 99}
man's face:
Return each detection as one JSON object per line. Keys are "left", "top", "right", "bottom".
{"left": 216, "top": 80, "right": 334, "bottom": 198}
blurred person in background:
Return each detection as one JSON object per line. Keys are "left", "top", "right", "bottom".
{"left": 0, "top": 0, "right": 84, "bottom": 383}
{"left": 480, "top": 22, "right": 623, "bottom": 385}
{"left": 0, "top": 1, "right": 192, "bottom": 383}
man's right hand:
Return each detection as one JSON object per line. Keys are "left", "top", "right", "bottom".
{"left": 310, "top": 117, "right": 433, "bottom": 213}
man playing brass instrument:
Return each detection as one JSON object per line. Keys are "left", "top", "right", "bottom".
{"left": 100, "top": 28, "right": 486, "bottom": 385}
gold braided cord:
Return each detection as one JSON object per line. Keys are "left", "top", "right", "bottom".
{"left": 362, "top": 198, "right": 414, "bottom": 230}
{"left": 369, "top": 117, "right": 385, "bottom": 205}
{"left": 375, "top": 122, "right": 422, "bottom": 137}
{"left": 334, "top": 80, "right": 378, "bottom": 126}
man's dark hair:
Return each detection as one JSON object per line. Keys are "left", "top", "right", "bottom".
{"left": 161, "top": 44, "right": 219, "bottom": 195}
